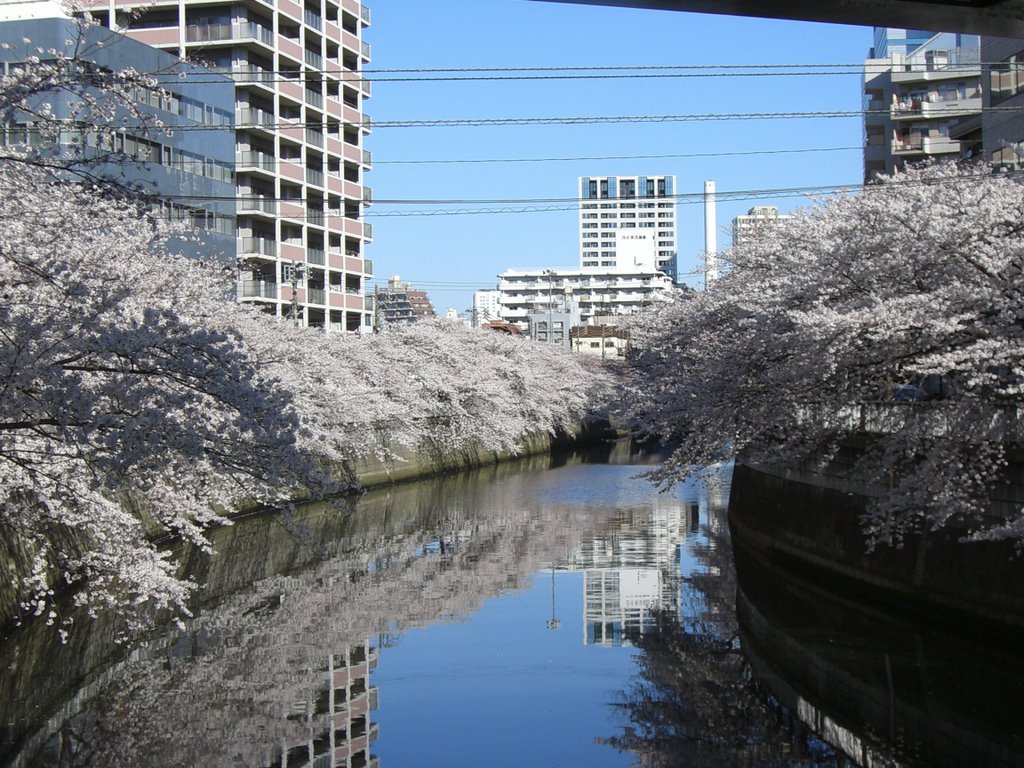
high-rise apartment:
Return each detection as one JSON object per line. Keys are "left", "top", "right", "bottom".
{"left": 863, "top": 30, "right": 982, "bottom": 182}
{"left": 83, "top": 0, "right": 375, "bottom": 333}
{"left": 578, "top": 175, "right": 678, "bottom": 282}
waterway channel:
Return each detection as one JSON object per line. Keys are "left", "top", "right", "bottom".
{"left": 0, "top": 441, "right": 1021, "bottom": 767}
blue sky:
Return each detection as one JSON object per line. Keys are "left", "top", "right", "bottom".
{"left": 362, "top": 0, "right": 872, "bottom": 313}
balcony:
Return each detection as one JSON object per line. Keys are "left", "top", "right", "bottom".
{"left": 305, "top": 127, "right": 325, "bottom": 148}
{"left": 238, "top": 279, "right": 278, "bottom": 299}
{"left": 360, "top": 41, "right": 371, "bottom": 60}
{"left": 186, "top": 21, "right": 274, "bottom": 47}
{"left": 238, "top": 196, "right": 277, "bottom": 215}
{"left": 305, "top": 89, "right": 323, "bottom": 109}
{"left": 363, "top": 258, "right": 373, "bottom": 275}
{"left": 361, "top": 149, "right": 372, "bottom": 168}
{"left": 363, "top": 222, "right": 373, "bottom": 239}
{"left": 238, "top": 236, "right": 277, "bottom": 257}
{"left": 236, "top": 150, "right": 275, "bottom": 173}
{"left": 308, "top": 208, "right": 325, "bottom": 227}
{"left": 231, "top": 64, "right": 275, "bottom": 88}
{"left": 360, "top": 4, "right": 371, "bottom": 24}
{"left": 307, "top": 287, "right": 326, "bottom": 305}
{"left": 304, "top": 8, "right": 322, "bottom": 30}
{"left": 306, "top": 166, "right": 325, "bottom": 186}
{"left": 890, "top": 89, "right": 982, "bottom": 121}
{"left": 362, "top": 186, "right": 372, "bottom": 203}
{"left": 305, "top": 48, "right": 324, "bottom": 69}
{"left": 891, "top": 135, "right": 962, "bottom": 156}
{"left": 236, "top": 107, "right": 274, "bottom": 128}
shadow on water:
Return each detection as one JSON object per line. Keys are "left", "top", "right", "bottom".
{"left": 603, "top": 467, "right": 1024, "bottom": 768}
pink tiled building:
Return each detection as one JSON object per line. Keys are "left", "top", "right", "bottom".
{"left": 84, "top": 0, "right": 375, "bottom": 332}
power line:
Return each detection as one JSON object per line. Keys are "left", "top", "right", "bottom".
{"left": 160, "top": 168, "right": 1024, "bottom": 218}
{"left": 372, "top": 145, "right": 862, "bottom": 165}
{"left": 49, "top": 104, "right": 1024, "bottom": 133}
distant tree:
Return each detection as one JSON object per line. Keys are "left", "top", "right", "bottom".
{"left": 625, "top": 162, "right": 1024, "bottom": 547}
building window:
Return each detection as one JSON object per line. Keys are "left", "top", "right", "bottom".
{"left": 991, "top": 51, "right": 1024, "bottom": 105}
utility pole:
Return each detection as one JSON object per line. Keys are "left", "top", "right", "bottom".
{"left": 290, "top": 262, "right": 305, "bottom": 327}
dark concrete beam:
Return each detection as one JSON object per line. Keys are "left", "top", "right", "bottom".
{"left": 531, "top": 0, "right": 1024, "bottom": 38}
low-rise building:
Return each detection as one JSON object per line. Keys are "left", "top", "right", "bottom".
{"left": 498, "top": 266, "right": 675, "bottom": 328}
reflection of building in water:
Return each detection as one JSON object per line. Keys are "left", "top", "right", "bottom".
{"left": 577, "top": 464, "right": 734, "bottom": 646}
{"left": 578, "top": 498, "right": 694, "bottom": 646}
{"left": 275, "top": 644, "right": 379, "bottom": 768}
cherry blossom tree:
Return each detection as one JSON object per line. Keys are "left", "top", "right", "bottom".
{"left": 625, "top": 162, "right": 1024, "bottom": 548}
{"left": 0, "top": 19, "right": 612, "bottom": 633}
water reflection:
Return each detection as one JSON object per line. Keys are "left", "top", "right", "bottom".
{"left": 600, "top": 462, "right": 860, "bottom": 767}
{"left": 7, "top": 443, "right": 1015, "bottom": 768}
{"left": 0, "top": 442, "right": 686, "bottom": 768}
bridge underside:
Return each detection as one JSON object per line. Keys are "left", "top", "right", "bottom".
{"left": 532, "top": 0, "right": 1024, "bottom": 38}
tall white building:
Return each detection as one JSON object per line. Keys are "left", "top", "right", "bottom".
{"left": 578, "top": 175, "right": 678, "bottom": 282}
{"left": 83, "top": 0, "right": 375, "bottom": 333}
{"left": 472, "top": 289, "right": 501, "bottom": 327}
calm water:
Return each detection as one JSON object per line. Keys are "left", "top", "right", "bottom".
{"left": 1, "top": 442, "right": 1022, "bottom": 767}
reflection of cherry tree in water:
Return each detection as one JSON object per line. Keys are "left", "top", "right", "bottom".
{"left": 602, "top": 502, "right": 858, "bottom": 768}
{"left": 23, "top": 468, "right": 619, "bottom": 768}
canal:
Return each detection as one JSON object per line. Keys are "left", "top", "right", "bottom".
{"left": 0, "top": 441, "right": 1021, "bottom": 767}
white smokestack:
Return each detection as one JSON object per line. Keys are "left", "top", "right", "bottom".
{"left": 703, "top": 180, "right": 718, "bottom": 288}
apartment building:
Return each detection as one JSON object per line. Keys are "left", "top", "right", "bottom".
{"left": 982, "top": 36, "right": 1024, "bottom": 168}
{"left": 731, "top": 205, "right": 794, "bottom": 249}
{"left": 863, "top": 30, "right": 982, "bottom": 182}
{"left": 0, "top": 7, "right": 237, "bottom": 261}
{"left": 578, "top": 174, "right": 678, "bottom": 282}
{"left": 472, "top": 288, "right": 501, "bottom": 327}
{"left": 497, "top": 265, "right": 674, "bottom": 328}
{"left": 84, "top": 0, "right": 375, "bottom": 333}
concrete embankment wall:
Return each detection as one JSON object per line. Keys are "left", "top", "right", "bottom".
{"left": 349, "top": 419, "right": 616, "bottom": 490}
{"left": 728, "top": 461, "right": 1024, "bottom": 633}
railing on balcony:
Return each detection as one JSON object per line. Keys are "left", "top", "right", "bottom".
{"left": 305, "top": 127, "right": 324, "bottom": 147}
{"left": 361, "top": 149, "right": 372, "bottom": 167}
{"left": 307, "top": 287, "right": 326, "bottom": 305}
{"left": 362, "top": 186, "right": 372, "bottom": 203}
{"left": 360, "top": 4, "right": 371, "bottom": 24}
{"left": 239, "top": 279, "right": 278, "bottom": 299}
{"left": 236, "top": 150, "right": 275, "bottom": 172}
{"left": 304, "top": 8, "right": 322, "bottom": 30}
{"left": 185, "top": 22, "right": 231, "bottom": 42}
{"left": 238, "top": 196, "right": 277, "bottom": 214}
{"left": 305, "top": 89, "right": 323, "bottom": 109}
{"left": 305, "top": 166, "right": 325, "bottom": 186}
{"left": 238, "top": 236, "right": 277, "bottom": 257}
{"left": 305, "top": 48, "right": 324, "bottom": 69}
{"left": 363, "top": 222, "right": 373, "bottom": 239}
{"left": 236, "top": 107, "right": 274, "bottom": 127}
{"left": 237, "top": 21, "right": 275, "bottom": 46}
{"left": 361, "top": 41, "right": 371, "bottom": 59}
{"left": 307, "top": 207, "right": 325, "bottom": 227}
{"left": 359, "top": 77, "right": 372, "bottom": 97}
{"left": 308, "top": 246, "right": 325, "bottom": 265}
{"left": 363, "top": 258, "right": 373, "bottom": 275}
{"left": 232, "top": 64, "right": 275, "bottom": 86}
